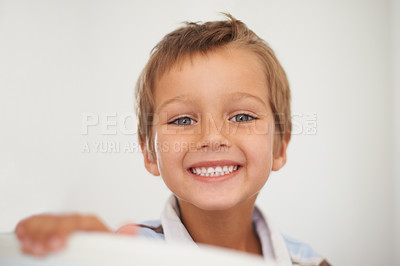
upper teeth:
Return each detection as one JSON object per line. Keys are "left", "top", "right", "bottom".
{"left": 190, "top": 165, "right": 238, "bottom": 177}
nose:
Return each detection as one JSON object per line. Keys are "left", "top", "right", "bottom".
{"left": 197, "top": 113, "right": 231, "bottom": 151}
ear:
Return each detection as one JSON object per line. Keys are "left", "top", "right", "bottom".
{"left": 141, "top": 142, "right": 160, "bottom": 176}
{"left": 272, "top": 135, "right": 290, "bottom": 171}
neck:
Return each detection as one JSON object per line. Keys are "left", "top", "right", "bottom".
{"left": 178, "top": 196, "right": 262, "bottom": 256}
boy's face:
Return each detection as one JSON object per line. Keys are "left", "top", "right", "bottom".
{"left": 143, "top": 47, "right": 288, "bottom": 211}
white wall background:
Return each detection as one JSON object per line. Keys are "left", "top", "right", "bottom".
{"left": 393, "top": 0, "right": 400, "bottom": 265}
{"left": 0, "top": 0, "right": 397, "bottom": 265}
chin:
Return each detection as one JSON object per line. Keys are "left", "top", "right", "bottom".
{"left": 188, "top": 194, "right": 244, "bottom": 211}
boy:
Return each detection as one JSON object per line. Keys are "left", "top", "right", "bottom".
{"left": 15, "top": 14, "right": 330, "bottom": 266}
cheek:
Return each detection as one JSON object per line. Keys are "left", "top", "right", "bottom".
{"left": 239, "top": 130, "right": 274, "bottom": 180}
{"left": 154, "top": 129, "right": 191, "bottom": 175}
{"left": 154, "top": 131, "right": 198, "bottom": 198}
{"left": 252, "top": 137, "right": 273, "bottom": 169}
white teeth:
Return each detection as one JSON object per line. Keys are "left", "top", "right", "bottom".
{"left": 215, "top": 166, "right": 222, "bottom": 176}
{"left": 190, "top": 165, "right": 239, "bottom": 177}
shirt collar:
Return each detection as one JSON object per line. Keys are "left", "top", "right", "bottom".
{"left": 160, "top": 195, "right": 292, "bottom": 264}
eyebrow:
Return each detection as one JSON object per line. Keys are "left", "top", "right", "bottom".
{"left": 155, "top": 95, "right": 194, "bottom": 114}
{"left": 228, "top": 92, "right": 268, "bottom": 107}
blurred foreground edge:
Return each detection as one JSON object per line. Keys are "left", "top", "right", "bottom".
{"left": 0, "top": 232, "right": 278, "bottom": 266}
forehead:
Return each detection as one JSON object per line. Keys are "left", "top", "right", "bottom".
{"left": 153, "top": 47, "right": 269, "bottom": 108}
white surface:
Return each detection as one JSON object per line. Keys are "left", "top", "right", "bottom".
{"left": 0, "top": 233, "right": 273, "bottom": 266}
{"left": 0, "top": 1, "right": 396, "bottom": 266}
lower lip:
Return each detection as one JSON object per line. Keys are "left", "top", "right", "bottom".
{"left": 187, "top": 167, "right": 242, "bottom": 183}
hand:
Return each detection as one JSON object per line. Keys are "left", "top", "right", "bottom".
{"left": 15, "top": 214, "right": 111, "bottom": 256}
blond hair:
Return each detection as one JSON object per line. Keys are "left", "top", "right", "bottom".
{"left": 136, "top": 14, "right": 291, "bottom": 160}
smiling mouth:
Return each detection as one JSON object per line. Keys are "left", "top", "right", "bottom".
{"left": 189, "top": 165, "right": 240, "bottom": 177}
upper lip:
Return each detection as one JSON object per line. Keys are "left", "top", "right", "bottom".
{"left": 187, "top": 160, "right": 242, "bottom": 169}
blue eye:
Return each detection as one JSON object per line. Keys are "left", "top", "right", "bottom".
{"left": 230, "top": 114, "right": 255, "bottom": 123}
{"left": 170, "top": 117, "right": 196, "bottom": 126}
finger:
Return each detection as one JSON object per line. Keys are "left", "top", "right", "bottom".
{"left": 21, "top": 242, "right": 33, "bottom": 255}
{"left": 30, "top": 242, "right": 46, "bottom": 257}
{"left": 20, "top": 238, "right": 33, "bottom": 253}
{"left": 15, "top": 220, "right": 26, "bottom": 240}
{"left": 46, "top": 235, "right": 66, "bottom": 251}
{"left": 20, "top": 218, "right": 52, "bottom": 252}
{"left": 21, "top": 239, "right": 46, "bottom": 257}
{"left": 115, "top": 224, "right": 137, "bottom": 235}
{"left": 20, "top": 234, "right": 65, "bottom": 256}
